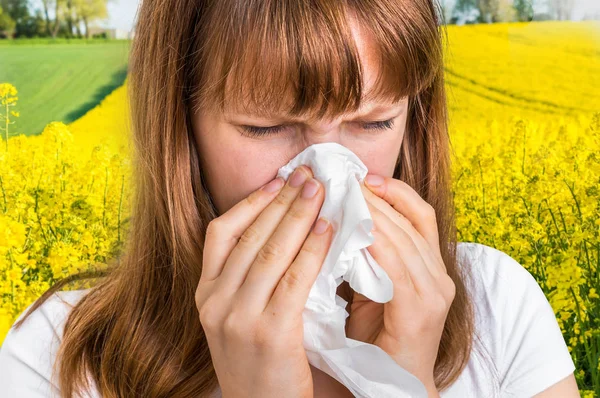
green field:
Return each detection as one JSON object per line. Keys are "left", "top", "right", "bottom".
{"left": 0, "top": 40, "right": 130, "bottom": 136}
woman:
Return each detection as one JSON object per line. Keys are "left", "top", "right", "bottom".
{"left": 0, "top": 0, "right": 579, "bottom": 397}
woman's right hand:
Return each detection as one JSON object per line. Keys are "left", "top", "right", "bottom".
{"left": 195, "top": 165, "right": 334, "bottom": 398}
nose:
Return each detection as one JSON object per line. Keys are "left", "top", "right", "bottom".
{"left": 301, "top": 117, "right": 344, "bottom": 146}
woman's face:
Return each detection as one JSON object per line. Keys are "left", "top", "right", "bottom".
{"left": 191, "top": 18, "right": 408, "bottom": 215}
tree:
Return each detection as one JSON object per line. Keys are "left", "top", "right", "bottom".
{"left": 497, "top": 0, "right": 517, "bottom": 21}
{"left": 513, "top": 0, "right": 534, "bottom": 21}
{"left": 39, "top": 0, "right": 63, "bottom": 37}
{"left": 15, "top": 8, "right": 47, "bottom": 37}
{"left": 452, "top": 0, "right": 480, "bottom": 24}
{"left": 0, "top": 5, "right": 17, "bottom": 38}
{"left": 476, "top": 0, "right": 500, "bottom": 23}
{"left": 73, "top": 0, "right": 108, "bottom": 38}
{"left": 0, "top": 0, "right": 30, "bottom": 37}
{"left": 64, "top": 0, "right": 74, "bottom": 37}
{"left": 41, "top": 0, "right": 76, "bottom": 38}
{"left": 51, "top": 0, "right": 67, "bottom": 38}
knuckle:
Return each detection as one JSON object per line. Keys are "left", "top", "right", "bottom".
{"left": 205, "top": 218, "right": 223, "bottom": 240}
{"left": 223, "top": 312, "right": 247, "bottom": 339}
{"left": 194, "top": 281, "right": 208, "bottom": 309}
{"left": 239, "top": 224, "right": 262, "bottom": 247}
{"left": 245, "top": 189, "right": 263, "bottom": 206}
{"left": 258, "top": 240, "right": 285, "bottom": 263}
{"left": 281, "top": 267, "right": 307, "bottom": 290}
{"left": 423, "top": 203, "right": 437, "bottom": 222}
{"left": 443, "top": 275, "right": 457, "bottom": 301}
{"left": 428, "top": 293, "right": 449, "bottom": 315}
{"left": 249, "top": 321, "right": 273, "bottom": 348}
{"left": 198, "top": 301, "right": 220, "bottom": 331}
{"left": 403, "top": 316, "right": 426, "bottom": 335}
{"left": 272, "top": 190, "right": 293, "bottom": 207}
{"left": 286, "top": 203, "right": 310, "bottom": 222}
{"left": 300, "top": 237, "right": 323, "bottom": 257}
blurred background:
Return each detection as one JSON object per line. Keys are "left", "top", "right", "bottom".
{"left": 0, "top": 0, "right": 599, "bottom": 395}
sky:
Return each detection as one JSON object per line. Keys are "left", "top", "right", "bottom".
{"left": 443, "top": 0, "right": 600, "bottom": 20}
{"left": 571, "top": 0, "right": 600, "bottom": 19}
{"left": 28, "top": 0, "right": 140, "bottom": 32}
{"left": 103, "top": 0, "right": 140, "bottom": 31}
{"left": 31, "top": 0, "right": 600, "bottom": 33}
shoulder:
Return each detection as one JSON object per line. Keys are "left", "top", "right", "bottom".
{"left": 0, "top": 289, "right": 91, "bottom": 397}
{"left": 457, "top": 241, "right": 533, "bottom": 288}
{"left": 456, "top": 242, "right": 576, "bottom": 397}
{"left": 456, "top": 241, "right": 543, "bottom": 330}
{"left": 3, "top": 289, "right": 90, "bottom": 344}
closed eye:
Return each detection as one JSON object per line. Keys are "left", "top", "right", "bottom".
{"left": 361, "top": 118, "right": 395, "bottom": 131}
{"left": 240, "top": 118, "right": 396, "bottom": 138}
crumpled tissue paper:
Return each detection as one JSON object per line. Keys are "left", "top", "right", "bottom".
{"left": 276, "top": 142, "right": 428, "bottom": 398}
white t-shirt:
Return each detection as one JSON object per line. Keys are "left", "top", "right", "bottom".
{"left": 0, "top": 242, "right": 576, "bottom": 397}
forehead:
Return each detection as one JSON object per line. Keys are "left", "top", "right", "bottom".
{"left": 194, "top": 4, "right": 416, "bottom": 121}
{"left": 223, "top": 44, "right": 399, "bottom": 120}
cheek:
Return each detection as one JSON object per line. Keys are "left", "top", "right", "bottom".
{"left": 349, "top": 132, "right": 404, "bottom": 178}
{"left": 231, "top": 146, "right": 286, "bottom": 188}
{"left": 356, "top": 148, "right": 400, "bottom": 178}
{"left": 210, "top": 144, "right": 289, "bottom": 212}
{"left": 193, "top": 114, "right": 289, "bottom": 214}
{"left": 349, "top": 114, "right": 406, "bottom": 177}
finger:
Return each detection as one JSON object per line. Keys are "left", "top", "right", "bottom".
{"left": 366, "top": 200, "right": 438, "bottom": 296}
{"left": 201, "top": 175, "right": 286, "bottom": 282}
{"left": 235, "top": 174, "right": 325, "bottom": 313}
{"left": 365, "top": 224, "right": 414, "bottom": 293}
{"left": 266, "top": 216, "right": 334, "bottom": 328}
{"left": 361, "top": 182, "right": 445, "bottom": 277}
{"left": 362, "top": 176, "right": 445, "bottom": 271}
{"left": 215, "top": 165, "right": 315, "bottom": 296}
{"left": 363, "top": 175, "right": 441, "bottom": 258}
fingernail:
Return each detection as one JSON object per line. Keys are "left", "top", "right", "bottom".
{"left": 313, "top": 217, "right": 330, "bottom": 235}
{"left": 302, "top": 178, "right": 319, "bottom": 199}
{"left": 261, "top": 177, "right": 284, "bottom": 193}
{"left": 365, "top": 174, "right": 384, "bottom": 187}
{"left": 289, "top": 167, "right": 309, "bottom": 188}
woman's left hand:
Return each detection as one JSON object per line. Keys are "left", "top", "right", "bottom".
{"left": 344, "top": 174, "right": 456, "bottom": 396}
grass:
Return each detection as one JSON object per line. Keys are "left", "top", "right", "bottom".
{"left": 0, "top": 40, "right": 130, "bottom": 136}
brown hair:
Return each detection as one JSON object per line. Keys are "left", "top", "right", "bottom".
{"left": 13, "top": 0, "right": 494, "bottom": 395}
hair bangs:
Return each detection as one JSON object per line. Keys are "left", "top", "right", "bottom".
{"left": 189, "top": 0, "right": 442, "bottom": 121}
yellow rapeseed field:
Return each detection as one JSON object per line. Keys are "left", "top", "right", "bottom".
{"left": 1, "top": 21, "right": 599, "bottom": 394}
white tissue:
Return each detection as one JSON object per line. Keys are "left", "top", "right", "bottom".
{"left": 276, "top": 143, "right": 428, "bottom": 398}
